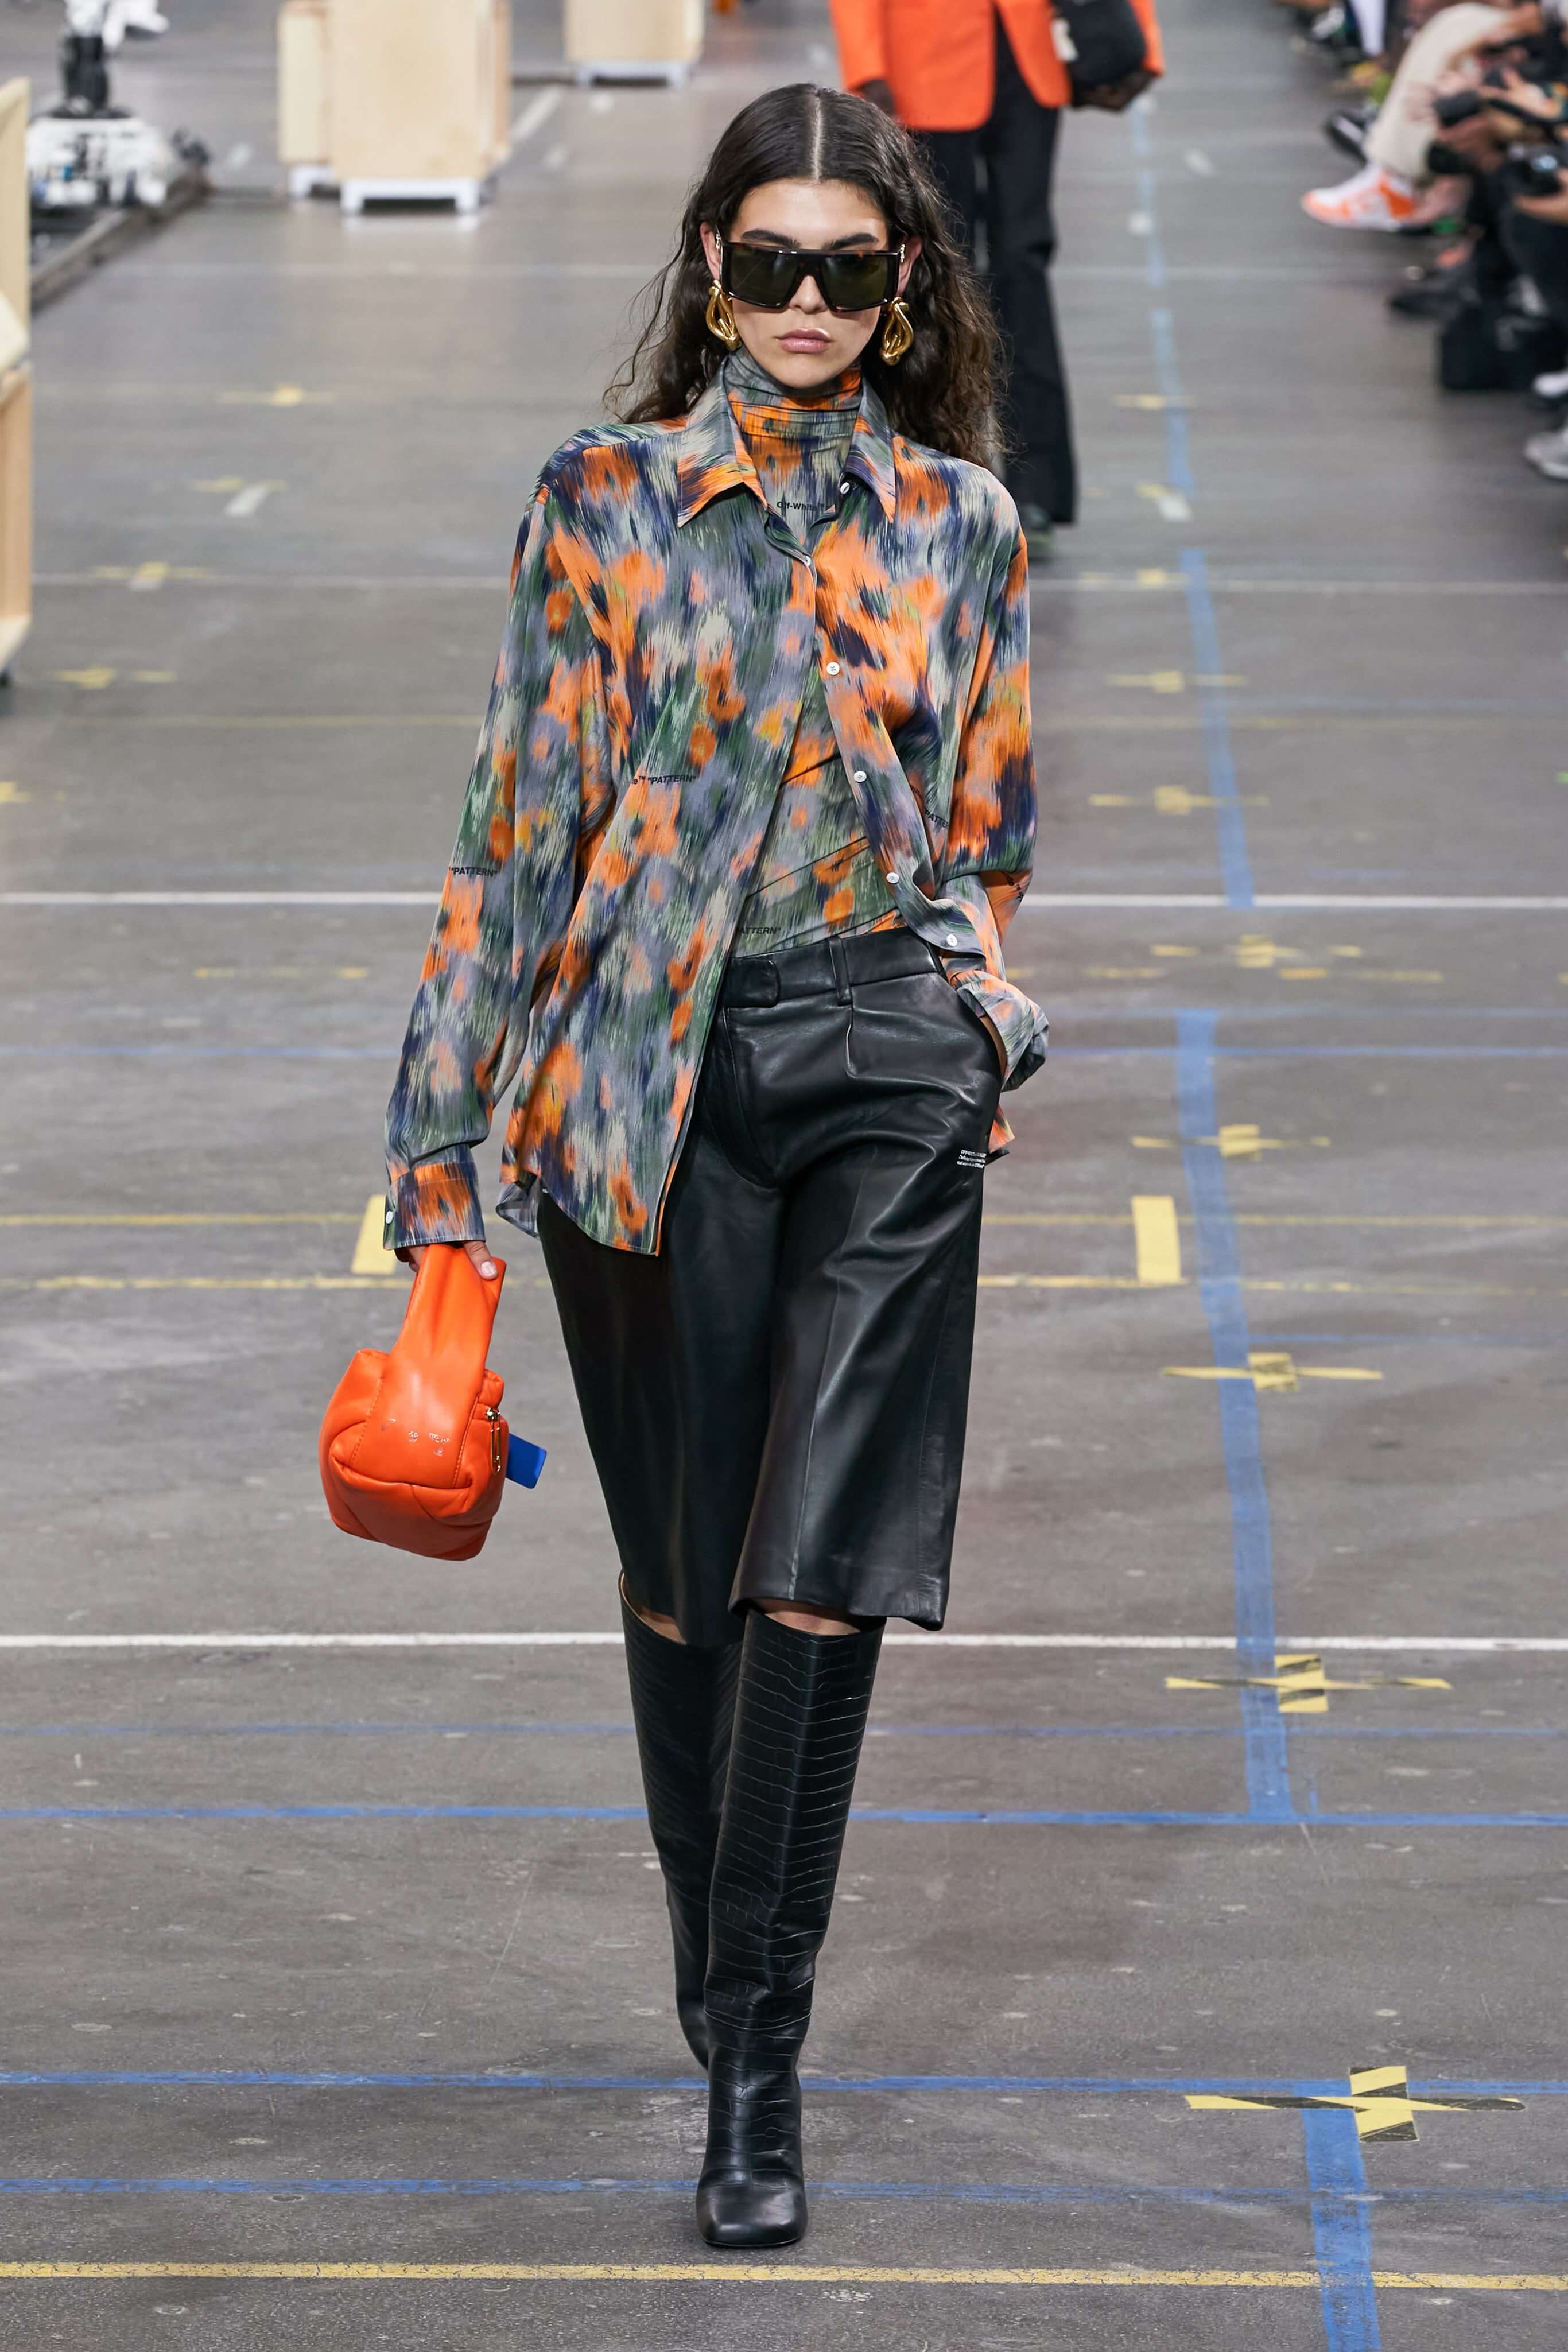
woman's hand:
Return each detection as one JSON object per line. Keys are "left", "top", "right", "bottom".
{"left": 394, "top": 1237, "right": 502, "bottom": 1280}
{"left": 940, "top": 960, "right": 1008, "bottom": 1078}
{"left": 1486, "top": 64, "right": 1562, "bottom": 117}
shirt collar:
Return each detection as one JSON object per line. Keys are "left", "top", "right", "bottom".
{"left": 675, "top": 367, "right": 898, "bottom": 529}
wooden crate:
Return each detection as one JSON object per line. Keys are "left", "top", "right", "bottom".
{"left": 0, "top": 79, "right": 29, "bottom": 678}
{"left": 0, "top": 367, "right": 31, "bottom": 677}
{"left": 565, "top": 0, "right": 704, "bottom": 82}
{"left": 330, "top": 0, "right": 511, "bottom": 207}
{"left": 489, "top": 0, "right": 513, "bottom": 172}
{"left": 277, "top": 0, "right": 331, "bottom": 180}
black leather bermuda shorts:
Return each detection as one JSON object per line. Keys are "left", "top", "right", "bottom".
{"left": 537, "top": 925, "right": 1004, "bottom": 1648}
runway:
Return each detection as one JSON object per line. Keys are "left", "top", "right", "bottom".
{"left": 1, "top": 0, "right": 1566, "bottom": 2343}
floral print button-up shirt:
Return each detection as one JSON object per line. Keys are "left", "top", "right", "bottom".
{"left": 385, "top": 360, "right": 1047, "bottom": 1257}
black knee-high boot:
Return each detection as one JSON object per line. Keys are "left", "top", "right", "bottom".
{"left": 696, "top": 1609, "right": 883, "bottom": 2249}
{"left": 619, "top": 1589, "right": 740, "bottom": 2070}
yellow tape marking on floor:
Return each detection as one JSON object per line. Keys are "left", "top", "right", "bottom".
{"left": 0, "top": 2261, "right": 1324, "bottom": 2286}
{"left": 1377, "top": 2275, "right": 1568, "bottom": 2291}
{"left": 1349, "top": 2063, "right": 1417, "bottom": 2143}
{"left": 0, "top": 2261, "right": 1560, "bottom": 2291}
{"left": 350, "top": 1194, "right": 387, "bottom": 1276}
{"left": 1166, "top": 1655, "right": 1450, "bottom": 1713}
{"left": 1267, "top": 1652, "right": 1328, "bottom": 1713}
{"left": 1164, "top": 1352, "right": 1381, "bottom": 1389}
{"left": 1187, "top": 2063, "right": 1523, "bottom": 2145}
{"left": 1132, "top": 1195, "right": 1183, "bottom": 1286}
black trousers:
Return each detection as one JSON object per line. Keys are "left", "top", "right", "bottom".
{"left": 918, "top": 20, "right": 1076, "bottom": 524}
{"left": 538, "top": 928, "right": 1002, "bottom": 1648}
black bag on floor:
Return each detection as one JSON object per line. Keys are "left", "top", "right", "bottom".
{"left": 1053, "top": 0, "right": 1150, "bottom": 102}
{"left": 1438, "top": 280, "right": 1568, "bottom": 391}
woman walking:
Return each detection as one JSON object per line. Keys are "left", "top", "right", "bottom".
{"left": 385, "top": 83, "right": 1046, "bottom": 2249}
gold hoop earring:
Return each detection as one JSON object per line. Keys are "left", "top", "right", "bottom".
{"left": 705, "top": 281, "right": 740, "bottom": 350}
{"left": 879, "top": 297, "right": 914, "bottom": 366}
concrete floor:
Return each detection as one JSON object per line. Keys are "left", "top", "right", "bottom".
{"left": 2, "top": 0, "right": 1567, "bottom": 2345}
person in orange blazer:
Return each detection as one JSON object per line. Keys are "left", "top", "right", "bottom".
{"left": 830, "top": 0, "right": 1165, "bottom": 558}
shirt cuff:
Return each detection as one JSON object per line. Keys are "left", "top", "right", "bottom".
{"left": 949, "top": 967, "right": 1049, "bottom": 1091}
{"left": 385, "top": 1151, "right": 487, "bottom": 1250}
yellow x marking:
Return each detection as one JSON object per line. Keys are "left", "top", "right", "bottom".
{"left": 1163, "top": 1352, "right": 1381, "bottom": 1391}
{"left": 1188, "top": 2064, "right": 1522, "bottom": 2144}
{"left": 1166, "top": 1652, "right": 1450, "bottom": 1714}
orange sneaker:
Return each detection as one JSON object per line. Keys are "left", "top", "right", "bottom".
{"left": 1302, "top": 162, "right": 1418, "bottom": 229}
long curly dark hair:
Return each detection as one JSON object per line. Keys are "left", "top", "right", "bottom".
{"left": 605, "top": 84, "right": 1002, "bottom": 468}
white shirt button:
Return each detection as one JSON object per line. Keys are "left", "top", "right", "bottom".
{"left": 824, "top": 661, "right": 840, "bottom": 675}
{"left": 853, "top": 769, "right": 867, "bottom": 782}
{"left": 839, "top": 480, "right": 851, "bottom": 494}
{"left": 886, "top": 870, "right": 898, "bottom": 886}
{"left": 946, "top": 934, "right": 960, "bottom": 948}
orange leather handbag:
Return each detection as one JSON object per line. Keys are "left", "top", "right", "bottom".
{"left": 319, "top": 1246, "right": 540, "bottom": 1562}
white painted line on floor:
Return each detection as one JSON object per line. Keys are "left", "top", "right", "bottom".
{"left": 0, "top": 893, "right": 438, "bottom": 908}
{"left": 509, "top": 89, "right": 561, "bottom": 146}
{"left": 0, "top": 1633, "right": 1559, "bottom": 1653}
{"left": 1256, "top": 895, "right": 1568, "bottom": 911}
{"left": 1022, "top": 895, "right": 1568, "bottom": 913}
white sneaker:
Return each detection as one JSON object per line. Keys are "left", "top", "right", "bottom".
{"left": 1531, "top": 366, "right": 1568, "bottom": 401}
{"left": 1302, "top": 161, "right": 1418, "bottom": 229}
{"left": 1524, "top": 422, "right": 1568, "bottom": 479}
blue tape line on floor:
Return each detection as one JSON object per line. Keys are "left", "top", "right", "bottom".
{"left": 1304, "top": 2109, "right": 1383, "bottom": 2351}
{"left": 1177, "top": 1010, "right": 1291, "bottom": 1822}
{"left": 1150, "top": 309, "right": 1191, "bottom": 488}
{"left": 1179, "top": 557, "right": 1255, "bottom": 910}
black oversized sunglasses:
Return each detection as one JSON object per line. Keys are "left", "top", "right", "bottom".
{"left": 721, "top": 240, "right": 903, "bottom": 315}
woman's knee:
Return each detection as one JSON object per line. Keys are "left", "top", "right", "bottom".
{"left": 620, "top": 1575, "right": 685, "bottom": 1643}
{"left": 752, "top": 1599, "right": 874, "bottom": 1637}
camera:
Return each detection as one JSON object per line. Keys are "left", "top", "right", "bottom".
{"left": 1498, "top": 141, "right": 1567, "bottom": 197}
{"left": 1433, "top": 88, "right": 1484, "bottom": 126}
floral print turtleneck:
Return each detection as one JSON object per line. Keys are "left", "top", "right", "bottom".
{"left": 725, "top": 350, "right": 902, "bottom": 952}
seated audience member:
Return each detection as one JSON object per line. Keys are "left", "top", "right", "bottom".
{"left": 1303, "top": 0, "right": 1541, "bottom": 224}
{"left": 1286, "top": 0, "right": 1568, "bottom": 476}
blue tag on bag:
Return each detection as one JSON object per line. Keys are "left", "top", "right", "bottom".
{"left": 506, "top": 1433, "right": 547, "bottom": 1488}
